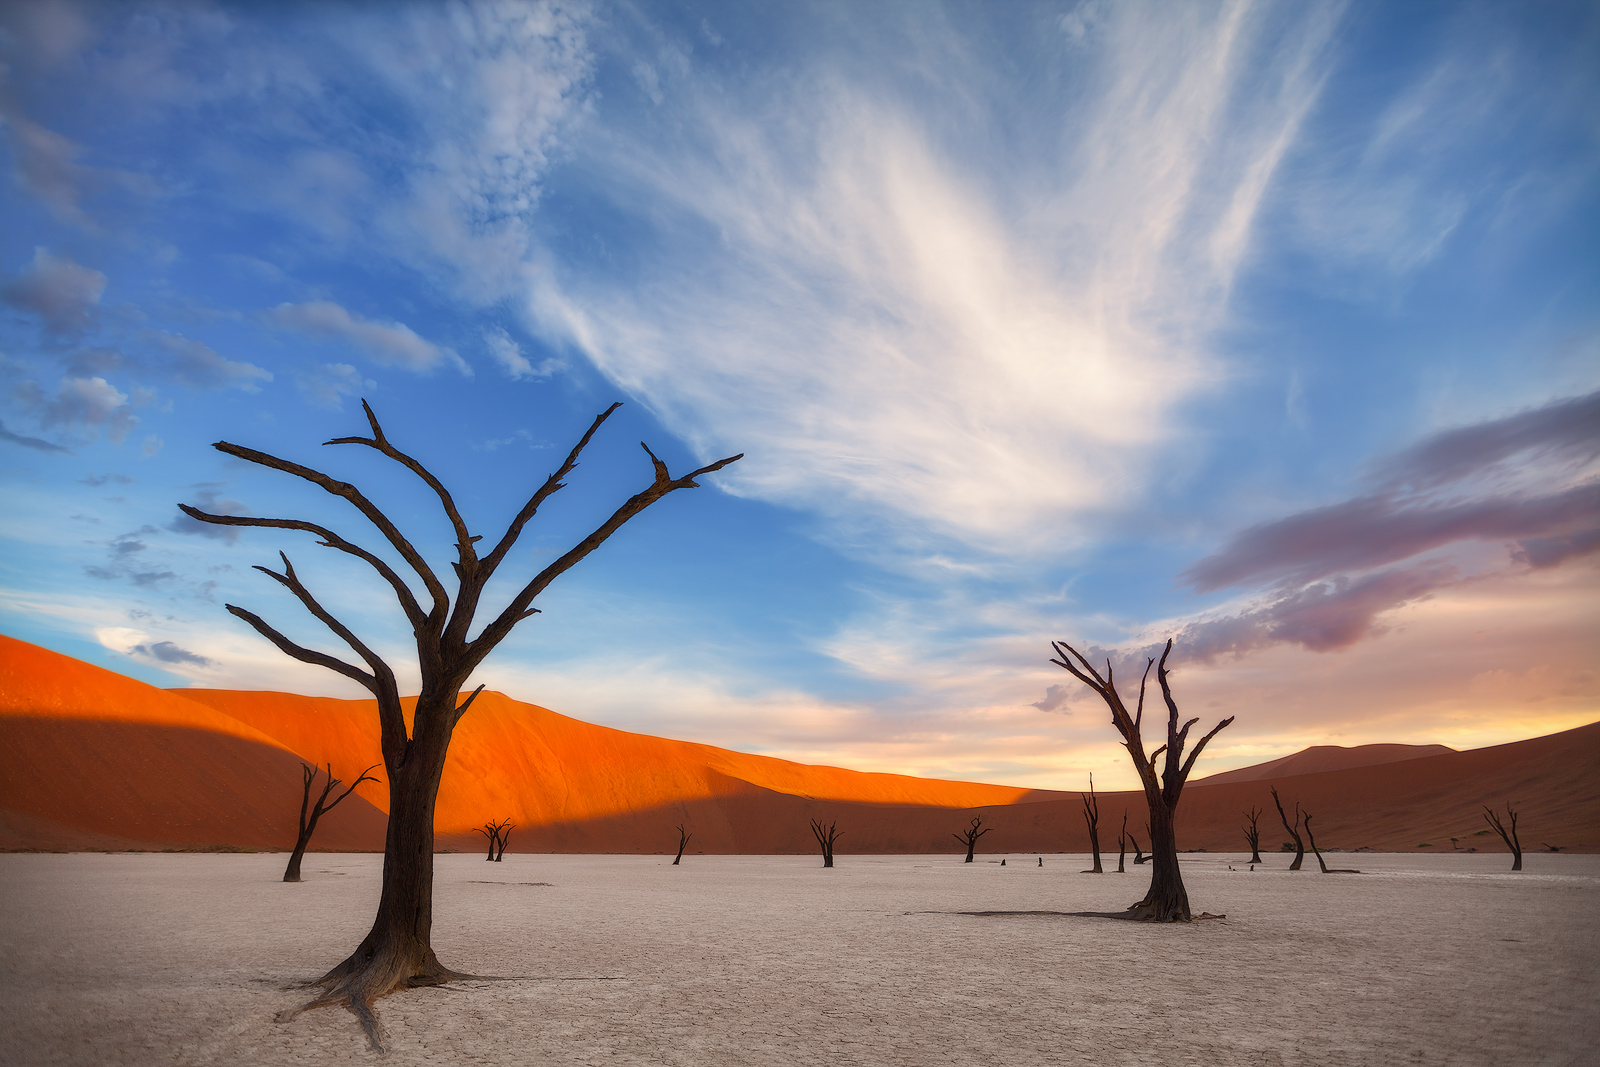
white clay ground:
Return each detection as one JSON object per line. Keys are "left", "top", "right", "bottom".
{"left": 1, "top": 851, "right": 1595, "bottom": 1066}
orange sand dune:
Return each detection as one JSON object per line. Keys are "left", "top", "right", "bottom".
{"left": 0, "top": 636, "right": 387, "bottom": 851}
{"left": 1194, "top": 742, "right": 1456, "bottom": 784}
{"left": 177, "top": 688, "right": 1041, "bottom": 834}
{"left": 3, "top": 634, "right": 1595, "bottom": 855}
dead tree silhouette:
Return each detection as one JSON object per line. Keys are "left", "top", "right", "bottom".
{"left": 284, "top": 762, "right": 379, "bottom": 882}
{"left": 1081, "top": 775, "right": 1103, "bottom": 873}
{"left": 1271, "top": 787, "right": 1306, "bottom": 871}
{"left": 1242, "top": 805, "right": 1264, "bottom": 864}
{"left": 1050, "top": 638, "right": 1234, "bottom": 921}
{"left": 810, "top": 818, "right": 843, "bottom": 868}
{"left": 1116, "top": 811, "right": 1128, "bottom": 873}
{"left": 473, "top": 819, "right": 513, "bottom": 862}
{"left": 673, "top": 823, "right": 692, "bottom": 865}
{"left": 1302, "top": 813, "right": 1361, "bottom": 873}
{"left": 954, "top": 817, "right": 991, "bottom": 863}
{"left": 1130, "top": 826, "right": 1149, "bottom": 865}
{"left": 1484, "top": 804, "right": 1523, "bottom": 871}
{"left": 181, "top": 400, "right": 740, "bottom": 1050}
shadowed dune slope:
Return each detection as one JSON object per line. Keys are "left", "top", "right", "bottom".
{"left": 0, "top": 637, "right": 387, "bottom": 851}
{"left": 1193, "top": 742, "right": 1456, "bottom": 785}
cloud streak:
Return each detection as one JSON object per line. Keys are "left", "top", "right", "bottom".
{"left": 268, "top": 301, "right": 465, "bottom": 374}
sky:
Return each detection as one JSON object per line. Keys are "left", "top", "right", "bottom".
{"left": 0, "top": 0, "right": 1595, "bottom": 791}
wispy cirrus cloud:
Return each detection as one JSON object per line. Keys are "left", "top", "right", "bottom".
{"left": 526, "top": 0, "right": 1342, "bottom": 556}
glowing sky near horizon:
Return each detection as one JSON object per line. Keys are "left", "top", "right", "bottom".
{"left": 0, "top": 0, "right": 1595, "bottom": 791}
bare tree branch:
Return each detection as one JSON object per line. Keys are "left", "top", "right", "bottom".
{"left": 204, "top": 439, "right": 450, "bottom": 621}
{"left": 224, "top": 604, "right": 377, "bottom": 694}
{"left": 177, "top": 506, "right": 426, "bottom": 630}
{"left": 254, "top": 552, "right": 398, "bottom": 691}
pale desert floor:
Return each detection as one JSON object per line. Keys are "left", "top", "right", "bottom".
{"left": 1, "top": 851, "right": 1595, "bottom": 1067}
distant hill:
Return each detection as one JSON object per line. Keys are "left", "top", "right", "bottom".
{"left": 3, "top": 634, "right": 1596, "bottom": 854}
{"left": 1193, "top": 742, "right": 1456, "bottom": 785}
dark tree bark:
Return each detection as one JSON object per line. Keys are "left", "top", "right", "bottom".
{"left": 1271, "top": 787, "right": 1306, "bottom": 871}
{"left": 1130, "top": 828, "right": 1149, "bottom": 865}
{"left": 1050, "top": 639, "right": 1234, "bottom": 921}
{"left": 953, "top": 817, "right": 992, "bottom": 863}
{"left": 1242, "top": 805, "right": 1264, "bottom": 865}
{"left": 1116, "top": 811, "right": 1128, "bottom": 873}
{"left": 474, "top": 824, "right": 497, "bottom": 861}
{"left": 495, "top": 823, "right": 511, "bottom": 862}
{"left": 1081, "top": 776, "right": 1103, "bottom": 873}
{"left": 1484, "top": 803, "right": 1523, "bottom": 871}
{"left": 810, "top": 818, "right": 842, "bottom": 868}
{"left": 284, "top": 762, "right": 380, "bottom": 882}
{"left": 1302, "top": 813, "right": 1361, "bottom": 873}
{"left": 673, "top": 823, "right": 692, "bottom": 865}
{"left": 182, "top": 400, "right": 740, "bottom": 1049}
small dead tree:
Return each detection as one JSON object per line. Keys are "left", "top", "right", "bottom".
{"left": 1271, "top": 787, "right": 1306, "bottom": 871}
{"left": 1081, "top": 775, "right": 1103, "bottom": 873}
{"left": 1242, "top": 805, "right": 1264, "bottom": 864}
{"left": 472, "top": 818, "right": 513, "bottom": 862}
{"left": 1484, "top": 803, "right": 1523, "bottom": 871}
{"left": 1116, "top": 811, "right": 1128, "bottom": 873}
{"left": 1302, "top": 813, "right": 1361, "bottom": 873}
{"left": 672, "top": 823, "right": 692, "bottom": 865}
{"left": 285, "top": 762, "right": 380, "bottom": 882}
{"left": 1050, "top": 638, "right": 1234, "bottom": 920}
{"left": 182, "top": 400, "right": 740, "bottom": 1049}
{"left": 810, "top": 818, "right": 843, "bottom": 868}
{"left": 954, "top": 817, "right": 992, "bottom": 863}
{"left": 1130, "top": 826, "right": 1149, "bottom": 865}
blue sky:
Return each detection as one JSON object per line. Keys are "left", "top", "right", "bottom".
{"left": 1, "top": 0, "right": 1596, "bottom": 790}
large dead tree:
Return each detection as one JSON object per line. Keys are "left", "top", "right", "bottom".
{"left": 954, "top": 817, "right": 992, "bottom": 863}
{"left": 672, "top": 823, "right": 692, "bottom": 865}
{"left": 1081, "top": 775, "right": 1103, "bottom": 873}
{"left": 181, "top": 401, "right": 740, "bottom": 1049}
{"left": 1271, "top": 787, "right": 1306, "bottom": 871}
{"left": 1484, "top": 803, "right": 1523, "bottom": 871}
{"left": 1050, "top": 639, "right": 1234, "bottom": 921}
{"left": 1302, "top": 813, "right": 1361, "bottom": 873}
{"left": 1242, "top": 805, "right": 1264, "bottom": 864}
{"left": 810, "top": 818, "right": 842, "bottom": 868}
{"left": 284, "top": 762, "right": 379, "bottom": 882}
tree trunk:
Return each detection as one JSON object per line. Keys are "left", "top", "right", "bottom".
{"left": 283, "top": 825, "right": 316, "bottom": 883}
{"left": 964, "top": 840, "right": 975, "bottom": 862}
{"left": 1125, "top": 799, "right": 1190, "bottom": 921}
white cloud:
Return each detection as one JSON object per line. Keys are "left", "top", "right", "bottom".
{"left": 294, "top": 362, "right": 371, "bottom": 409}
{"left": 154, "top": 331, "right": 272, "bottom": 391}
{"left": 269, "top": 301, "right": 464, "bottom": 374}
{"left": 484, "top": 326, "right": 561, "bottom": 380}
{"left": 2, "top": 248, "right": 106, "bottom": 334}
{"left": 17, "top": 375, "right": 138, "bottom": 443}
{"left": 525, "top": 0, "right": 1340, "bottom": 558}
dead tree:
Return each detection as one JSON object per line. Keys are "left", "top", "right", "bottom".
{"left": 1130, "top": 826, "right": 1149, "bottom": 864}
{"left": 1302, "top": 813, "right": 1361, "bottom": 873}
{"left": 181, "top": 400, "right": 740, "bottom": 1049}
{"left": 1116, "top": 811, "right": 1128, "bottom": 873}
{"left": 1081, "top": 775, "right": 1103, "bottom": 873}
{"left": 672, "top": 823, "right": 692, "bottom": 865}
{"left": 1242, "top": 805, "right": 1264, "bottom": 864}
{"left": 810, "top": 818, "right": 843, "bottom": 868}
{"left": 284, "top": 762, "right": 380, "bottom": 882}
{"left": 473, "top": 818, "right": 512, "bottom": 862}
{"left": 954, "top": 817, "right": 991, "bottom": 863}
{"left": 1050, "top": 638, "right": 1234, "bottom": 921}
{"left": 1271, "top": 787, "right": 1306, "bottom": 871}
{"left": 1484, "top": 803, "right": 1523, "bottom": 871}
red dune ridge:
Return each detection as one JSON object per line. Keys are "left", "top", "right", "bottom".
{"left": 2, "top": 634, "right": 1596, "bottom": 855}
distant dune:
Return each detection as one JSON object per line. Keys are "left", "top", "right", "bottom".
{"left": 1193, "top": 742, "right": 1456, "bottom": 784}
{"left": 2, "top": 634, "right": 1595, "bottom": 855}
